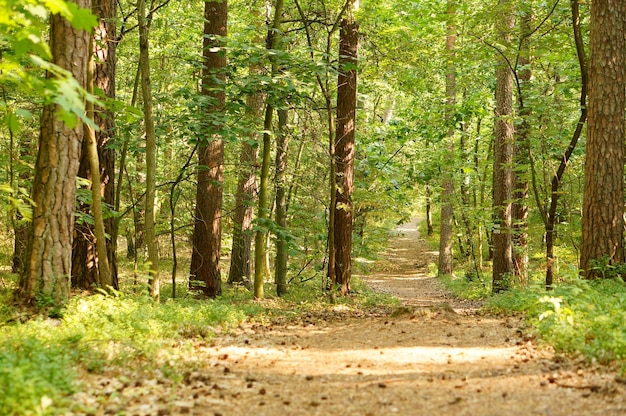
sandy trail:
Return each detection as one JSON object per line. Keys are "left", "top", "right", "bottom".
{"left": 84, "top": 219, "right": 626, "bottom": 415}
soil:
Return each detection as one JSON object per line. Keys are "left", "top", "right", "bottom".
{"left": 77, "top": 219, "right": 626, "bottom": 415}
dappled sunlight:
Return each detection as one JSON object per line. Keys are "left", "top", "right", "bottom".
{"left": 205, "top": 342, "right": 519, "bottom": 377}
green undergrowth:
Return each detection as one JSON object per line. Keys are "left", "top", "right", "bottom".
{"left": 486, "top": 277, "right": 626, "bottom": 373}
{"left": 0, "top": 274, "right": 394, "bottom": 415}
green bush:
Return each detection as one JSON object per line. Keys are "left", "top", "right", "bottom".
{"left": 486, "top": 277, "right": 626, "bottom": 370}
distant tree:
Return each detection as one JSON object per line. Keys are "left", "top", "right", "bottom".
{"left": 138, "top": 0, "right": 159, "bottom": 299}
{"left": 545, "top": 0, "right": 587, "bottom": 288}
{"left": 254, "top": 0, "right": 284, "bottom": 299}
{"left": 275, "top": 108, "right": 290, "bottom": 296}
{"left": 19, "top": 0, "right": 93, "bottom": 307}
{"left": 190, "top": 0, "right": 228, "bottom": 298}
{"left": 580, "top": 0, "right": 626, "bottom": 278}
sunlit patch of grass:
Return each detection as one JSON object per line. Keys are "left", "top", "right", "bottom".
{"left": 438, "top": 272, "right": 492, "bottom": 300}
{"left": 486, "top": 276, "right": 626, "bottom": 373}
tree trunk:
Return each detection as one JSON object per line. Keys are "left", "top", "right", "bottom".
{"left": 138, "top": 0, "right": 160, "bottom": 300}
{"left": 19, "top": 0, "right": 91, "bottom": 308}
{"left": 546, "top": 0, "right": 587, "bottom": 288}
{"left": 254, "top": 0, "right": 284, "bottom": 299}
{"left": 11, "top": 136, "right": 31, "bottom": 275}
{"left": 72, "top": 0, "right": 118, "bottom": 290}
{"left": 228, "top": 41, "right": 262, "bottom": 287}
{"left": 512, "top": 9, "right": 531, "bottom": 284}
{"left": 85, "top": 39, "right": 112, "bottom": 288}
{"left": 438, "top": 0, "right": 456, "bottom": 277}
{"left": 275, "top": 109, "right": 290, "bottom": 296}
{"left": 334, "top": 17, "right": 358, "bottom": 295}
{"left": 492, "top": 0, "right": 515, "bottom": 292}
{"left": 190, "top": 0, "right": 228, "bottom": 298}
{"left": 425, "top": 185, "right": 434, "bottom": 236}
{"left": 580, "top": 0, "right": 626, "bottom": 278}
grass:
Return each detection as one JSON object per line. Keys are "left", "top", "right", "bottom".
{"left": 0, "top": 262, "right": 395, "bottom": 415}
{"left": 421, "top": 223, "right": 626, "bottom": 374}
{"left": 486, "top": 277, "right": 626, "bottom": 372}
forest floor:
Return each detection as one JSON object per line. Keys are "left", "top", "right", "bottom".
{"left": 76, "top": 219, "right": 626, "bottom": 415}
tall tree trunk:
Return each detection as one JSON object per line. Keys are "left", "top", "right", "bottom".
{"left": 190, "top": 0, "right": 228, "bottom": 298}
{"left": 438, "top": 0, "right": 456, "bottom": 277}
{"left": 546, "top": 0, "right": 587, "bottom": 288}
{"left": 254, "top": 0, "right": 284, "bottom": 299}
{"left": 85, "top": 39, "right": 112, "bottom": 288}
{"left": 512, "top": 9, "right": 531, "bottom": 284}
{"left": 228, "top": 19, "right": 263, "bottom": 287}
{"left": 72, "top": 0, "right": 118, "bottom": 290}
{"left": 580, "top": 0, "right": 626, "bottom": 278}
{"left": 138, "top": 0, "right": 159, "bottom": 300}
{"left": 492, "top": 0, "right": 515, "bottom": 292}
{"left": 334, "top": 16, "right": 358, "bottom": 295}
{"left": 275, "top": 109, "right": 290, "bottom": 296}
{"left": 18, "top": 0, "right": 91, "bottom": 307}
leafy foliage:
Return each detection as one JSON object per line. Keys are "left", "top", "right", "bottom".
{"left": 486, "top": 278, "right": 626, "bottom": 371}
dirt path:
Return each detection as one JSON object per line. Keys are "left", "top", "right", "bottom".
{"left": 87, "top": 219, "right": 626, "bottom": 415}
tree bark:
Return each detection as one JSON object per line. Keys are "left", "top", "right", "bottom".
{"left": 228, "top": 20, "right": 262, "bottom": 287}
{"left": 72, "top": 0, "right": 118, "bottom": 290}
{"left": 545, "top": 0, "right": 587, "bottom": 288}
{"left": 512, "top": 9, "right": 531, "bottom": 284}
{"left": 334, "top": 17, "right": 358, "bottom": 295}
{"left": 275, "top": 109, "right": 290, "bottom": 296}
{"left": 19, "top": 0, "right": 91, "bottom": 307}
{"left": 580, "top": 0, "right": 626, "bottom": 278}
{"left": 438, "top": 0, "right": 456, "bottom": 277}
{"left": 138, "top": 0, "right": 160, "bottom": 299}
{"left": 254, "top": 0, "right": 284, "bottom": 299}
{"left": 84, "top": 39, "right": 112, "bottom": 288}
{"left": 190, "top": 0, "right": 228, "bottom": 298}
{"left": 492, "top": 0, "right": 515, "bottom": 292}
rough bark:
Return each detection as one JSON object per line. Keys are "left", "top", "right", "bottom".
{"left": 189, "top": 0, "right": 227, "bottom": 298}
{"left": 580, "top": 0, "right": 626, "bottom": 278}
{"left": 334, "top": 17, "right": 358, "bottom": 295}
{"left": 438, "top": 0, "right": 456, "bottom": 277}
{"left": 72, "top": 0, "right": 118, "bottom": 290}
{"left": 492, "top": 0, "right": 515, "bottom": 292}
{"left": 19, "top": 0, "right": 91, "bottom": 307}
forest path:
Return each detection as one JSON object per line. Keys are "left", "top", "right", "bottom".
{"left": 86, "top": 219, "right": 625, "bottom": 415}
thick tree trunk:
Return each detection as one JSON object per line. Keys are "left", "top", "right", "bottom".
{"left": 19, "top": 0, "right": 91, "bottom": 307}
{"left": 72, "top": 0, "right": 118, "bottom": 290}
{"left": 334, "top": 17, "right": 358, "bottom": 295}
{"left": 190, "top": 0, "right": 228, "bottom": 298}
{"left": 492, "top": 0, "right": 515, "bottom": 292}
{"left": 580, "top": 0, "right": 626, "bottom": 278}
{"left": 438, "top": 0, "right": 456, "bottom": 277}
{"left": 275, "top": 109, "right": 290, "bottom": 296}
{"left": 138, "top": 0, "right": 160, "bottom": 299}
